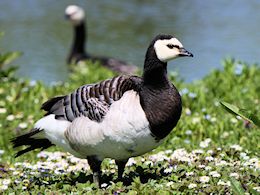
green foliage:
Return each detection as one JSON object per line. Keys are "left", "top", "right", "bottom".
{"left": 220, "top": 101, "right": 260, "bottom": 127}
{"left": 0, "top": 51, "right": 22, "bottom": 69}
{"left": 69, "top": 60, "right": 116, "bottom": 86}
{"left": 229, "top": 177, "right": 245, "bottom": 195}
{"left": 0, "top": 59, "right": 259, "bottom": 194}
{"left": 0, "top": 33, "right": 22, "bottom": 69}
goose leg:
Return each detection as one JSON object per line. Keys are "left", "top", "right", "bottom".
{"left": 115, "top": 159, "right": 128, "bottom": 180}
{"left": 87, "top": 156, "right": 102, "bottom": 186}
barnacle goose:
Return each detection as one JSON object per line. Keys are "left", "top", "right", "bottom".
{"left": 65, "top": 5, "right": 137, "bottom": 74}
{"left": 12, "top": 34, "right": 193, "bottom": 186}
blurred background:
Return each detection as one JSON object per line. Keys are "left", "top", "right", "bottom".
{"left": 0, "top": 0, "right": 259, "bottom": 83}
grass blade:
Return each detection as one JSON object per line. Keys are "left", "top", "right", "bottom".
{"left": 229, "top": 177, "right": 245, "bottom": 195}
{"left": 220, "top": 101, "right": 260, "bottom": 127}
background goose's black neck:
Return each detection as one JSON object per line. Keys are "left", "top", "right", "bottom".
{"left": 142, "top": 47, "right": 169, "bottom": 87}
{"left": 72, "top": 22, "right": 87, "bottom": 54}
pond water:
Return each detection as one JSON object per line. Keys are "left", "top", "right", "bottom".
{"left": 1, "top": 0, "right": 260, "bottom": 83}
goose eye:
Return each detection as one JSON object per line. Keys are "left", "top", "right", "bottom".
{"left": 167, "top": 44, "right": 174, "bottom": 49}
{"left": 167, "top": 44, "right": 179, "bottom": 49}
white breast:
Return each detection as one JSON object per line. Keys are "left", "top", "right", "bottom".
{"left": 65, "top": 90, "right": 163, "bottom": 160}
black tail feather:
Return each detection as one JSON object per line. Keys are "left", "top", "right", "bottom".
{"left": 14, "top": 139, "right": 53, "bottom": 157}
{"left": 41, "top": 96, "right": 65, "bottom": 111}
{"left": 11, "top": 128, "right": 53, "bottom": 157}
{"left": 41, "top": 96, "right": 65, "bottom": 117}
{"left": 11, "top": 128, "right": 42, "bottom": 148}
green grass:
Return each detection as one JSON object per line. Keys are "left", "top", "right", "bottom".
{"left": 0, "top": 59, "right": 259, "bottom": 194}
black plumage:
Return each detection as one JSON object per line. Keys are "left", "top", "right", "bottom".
{"left": 11, "top": 128, "right": 53, "bottom": 157}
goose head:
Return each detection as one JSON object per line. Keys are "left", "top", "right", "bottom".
{"left": 152, "top": 34, "right": 193, "bottom": 62}
{"left": 65, "top": 5, "right": 85, "bottom": 26}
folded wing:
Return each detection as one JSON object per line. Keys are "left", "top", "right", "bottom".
{"left": 41, "top": 75, "right": 142, "bottom": 123}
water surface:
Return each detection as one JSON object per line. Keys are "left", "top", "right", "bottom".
{"left": 1, "top": 0, "right": 260, "bottom": 83}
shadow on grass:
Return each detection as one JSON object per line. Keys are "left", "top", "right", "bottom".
{"left": 121, "top": 166, "right": 168, "bottom": 186}
{"left": 25, "top": 165, "right": 170, "bottom": 190}
{"left": 74, "top": 165, "right": 169, "bottom": 186}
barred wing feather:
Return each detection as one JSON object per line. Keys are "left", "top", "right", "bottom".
{"left": 41, "top": 75, "right": 141, "bottom": 122}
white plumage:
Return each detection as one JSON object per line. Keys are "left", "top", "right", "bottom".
{"left": 154, "top": 38, "right": 184, "bottom": 62}
{"left": 65, "top": 5, "right": 85, "bottom": 26}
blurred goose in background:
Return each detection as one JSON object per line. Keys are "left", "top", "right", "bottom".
{"left": 12, "top": 34, "right": 193, "bottom": 186}
{"left": 65, "top": 5, "right": 137, "bottom": 74}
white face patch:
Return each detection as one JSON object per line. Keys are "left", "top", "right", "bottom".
{"left": 65, "top": 5, "right": 85, "bottom": 25}
{"left": 154, "top": 38, "right": 184, "bottom": 62}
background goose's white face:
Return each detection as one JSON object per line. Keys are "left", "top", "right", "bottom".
{"left": 154, "top": 38, "right": 185, "bottom": 62}
{"left": 65, "top": 5, "right": 85, "bottom": 25}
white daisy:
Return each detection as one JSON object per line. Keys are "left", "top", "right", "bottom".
{"left": 188, "top": 183, "right": 197, "bottom": 189}
{"left": 199, "top": 176, "right": 210, "bottom": 183}
{"left": 209, "top": 171, "right": 221, "bottom": 178}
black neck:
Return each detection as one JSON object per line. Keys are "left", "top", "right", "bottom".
{"left": 140, "top": 44, "right": 182, "bottom": 140}
{"left": 71, "top": 22, "right": 87, "bottom": 54}
{"left": 142, "top": 48, "right": 169, "bottom": 88}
